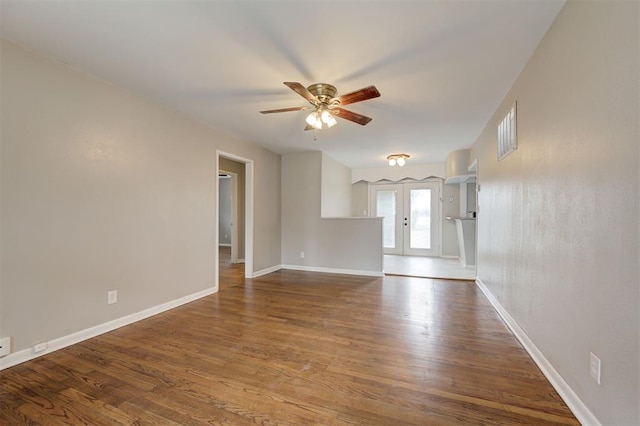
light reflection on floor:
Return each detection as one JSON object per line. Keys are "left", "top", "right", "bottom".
{"left": 379, "top": 275, "right": 482, "bottom": 375}
{"left": 384, "top": 255, "right": 476, "bottom": 280}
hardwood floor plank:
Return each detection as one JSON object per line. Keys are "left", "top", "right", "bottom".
{"left": 0, "top": 390, "right": 37, "bottom": 425}
{"left": 0, "top": 247, "right": 578, "bottom": 424}
{"left": 116, "top": 401, "right": 184, "bottom": 426}
{"left": 58, "top": 388, "right": 139, "bottom": 425}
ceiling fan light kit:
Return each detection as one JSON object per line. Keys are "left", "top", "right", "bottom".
{"left": 305, "top": 107, "right": 337, "bottom": 130}
{"left": 387, "top": 154, "right": 409, "bottom": 167}
{"left": 260, "top": 82, "right": 380, "bottom": 134}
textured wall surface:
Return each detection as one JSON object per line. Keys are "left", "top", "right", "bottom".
{"left": 218, "top": 177, "right": 232, "bottom": 245}
{"left": 472, "top": 2, "right": 639, "bottom": 424}
{"left": 1, "top": 39, "right": 281, "bottom": 352}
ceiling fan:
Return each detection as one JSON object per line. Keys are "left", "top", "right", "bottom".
{"left": 260, "top": 82, "right": 380, "bottom": 131}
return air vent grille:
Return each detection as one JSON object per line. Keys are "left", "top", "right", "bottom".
{"left": 498, "top": 101, "right": 517, "bottom": 160}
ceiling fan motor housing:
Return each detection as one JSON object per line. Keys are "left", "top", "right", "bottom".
{"left": 307, "top": 83, "right": 338, "bottom": 104}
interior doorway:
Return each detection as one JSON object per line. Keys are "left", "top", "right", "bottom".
{"left": 218, "top": 171, "right": 238, "bottom": 263}
{"left": 370, "top": 181, "right": 441, "bottom": 257}
{"left": 215, "top": 151, "right": 254, "bottom": 290}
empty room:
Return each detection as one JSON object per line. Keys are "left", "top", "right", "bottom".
{"left": 1, "top": 1, "right": 638, "bottom": 425}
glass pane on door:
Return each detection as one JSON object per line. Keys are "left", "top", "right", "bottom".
{"left": 409, "top": 189, "right": 431, "bottom": 249}
{"left": 376, "top": 190, "right": 396, "bottom": 248}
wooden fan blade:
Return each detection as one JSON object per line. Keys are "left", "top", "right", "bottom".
{"left": 334, "top": 85, "right": 380, "bottom": 106}
{"left": 304, "top": 124, "right": 314, "bottom": 131}
{"left": 260, "top": 106, "right": 309, "bottom": 114}
{"left": 332, "top": 107, "right": 373, "bottom": 125}
{"left": 284, "top": 82, "right": 318, "bottom": 104}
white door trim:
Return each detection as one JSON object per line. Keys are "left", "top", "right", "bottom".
{"left": 402, "top": 181, "right": 441, "bottom": 257}
{"left": 369, "top": 179, "right": 443, "bottom": 257}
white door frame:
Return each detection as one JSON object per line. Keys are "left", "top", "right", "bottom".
{"left": 215, "top": 150, "right": 254, "bottom": 290}
{"left": 402, "top": 181, "right": 441, "bottom": 257}
{"left": 370, "top": 179, "right": 443, "bottom": 257}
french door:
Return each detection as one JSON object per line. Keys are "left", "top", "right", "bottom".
{"left": 371, "top": 182, "right": 440, "bottom": 256}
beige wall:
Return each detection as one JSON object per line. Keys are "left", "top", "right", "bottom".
{"left": 351, "top": 181, "right": 369, "bottom": 217}
{"left": 218, "top": 177, "right": 232, "bottom": 245}
{"left": 0, "top": 39, "right": 281, "bottom": 353}
{"left": 281, "top": 152, "right": 383, "bottom": 274}
{"left": 441, "top": 183, "right": 461, "bottom": 257}
{"left": 472, "top": 2, "right": 639, "bottom": 424}
{"left": 321, "top": 153, "right": 352, "bottom": 217}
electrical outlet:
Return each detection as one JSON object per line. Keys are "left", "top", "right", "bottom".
{"left": 108, "top": 290, "right": 118, "bottom": 304}
{"left": 0, "top": 337, "right": 11, "bottom": 356}
{"left": 33, "top": 342, "right": 47, "bottom": 353}
{"left": 300, "top": 251, "right": 305, "bottom": 259}
{"left": 590, "top": 352, "right": 602, "bottom": 384}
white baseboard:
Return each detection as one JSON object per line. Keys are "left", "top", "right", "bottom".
{"left": 440, "top": 255, "right": 459, "bottom": 259}
{"left": 0, "top": 286, "right": 217, "bottom": 371}
{"left": 475, "top": 278, "right": 600, "bottom": 426}
{"left": 281, "top": 264, "right": 384, "bottom": 277}
{"left": 252, "top": 264, "right": 282, "bottom": 278}
{"left": 218, "top": 243, "right": 231, "bottom": 247}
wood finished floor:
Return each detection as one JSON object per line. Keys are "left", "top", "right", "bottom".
{"left": 0, "top": 248, "right": 578, "bottom": 425}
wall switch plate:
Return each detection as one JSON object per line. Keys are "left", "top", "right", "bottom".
{"left": 33, "top": 342, "right": 47, "bottom": 353}
{"left": 590, "top": 352, "right": 602, "bottom": 384}
{"left": 0, "top": 337, "right": 11, "bottom": 356}
{"left": 108, "top": 290, "right": 118, "bottom": 304}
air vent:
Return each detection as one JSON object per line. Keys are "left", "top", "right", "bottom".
{"left": 498, "top": 101, "right": 517, "bottom": 160}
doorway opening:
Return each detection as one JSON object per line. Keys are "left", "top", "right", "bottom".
{"left": 215, "top": 151, "right": 254, "bottom": 290}
{"left": 218, "top": 171, "right": 238, "bottom": 263}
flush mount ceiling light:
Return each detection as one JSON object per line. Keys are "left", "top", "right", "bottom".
{"left": 387, "top": 154, "right": 410, "bottom": 167}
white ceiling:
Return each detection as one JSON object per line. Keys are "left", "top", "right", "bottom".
{"left": 0, "top": 0, "right": 564, "bottom": 169}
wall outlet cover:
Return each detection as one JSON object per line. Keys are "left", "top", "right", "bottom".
{"left": 0, "top": 336, "right": 11, "bottom": 356}
{"left": 33, "top": 342, "right": 48, "bottom": 353}
{"left": 108, "top": 290, "right": 118, "bottom": 304}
